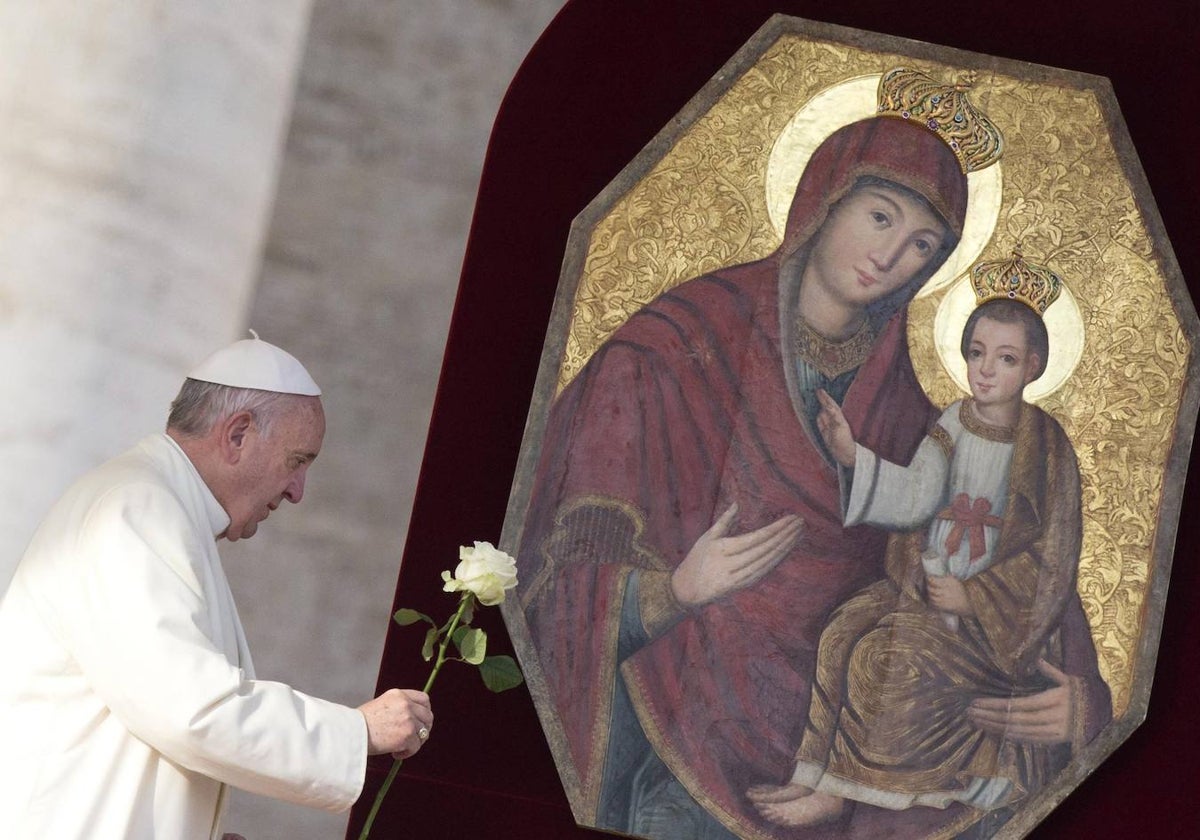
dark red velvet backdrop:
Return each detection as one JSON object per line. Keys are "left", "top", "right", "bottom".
{"left": 348, "top": 1, "right": 1200, "bottom": 837}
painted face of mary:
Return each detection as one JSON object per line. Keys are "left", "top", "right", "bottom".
{"left": 805, "top": 179, "right": 952, "bottom": 311}
{"left": 778, "top": 118, "right": 969, "bottom": 329}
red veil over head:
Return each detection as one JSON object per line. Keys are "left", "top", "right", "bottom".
{"left": 781, "top": 116, "right": 968, "bottom": 255}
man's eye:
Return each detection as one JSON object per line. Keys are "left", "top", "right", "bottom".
{"left": 914, "top": 239, "right": 931, "bottom": 254}
{"left": 870, "top": 211, "right": 889, "bottom": 225}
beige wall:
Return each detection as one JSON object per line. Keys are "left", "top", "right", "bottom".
{"left": 0, "top": 0, "right": 312, "bottom": 592}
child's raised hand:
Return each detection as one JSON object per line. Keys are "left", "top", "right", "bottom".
{"left": 815, "top": 389, "right": 856, "bottom": 467}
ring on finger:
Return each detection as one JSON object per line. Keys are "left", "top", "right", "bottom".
{"left": 417, "top": 726, "right": 430, "bottom": 742}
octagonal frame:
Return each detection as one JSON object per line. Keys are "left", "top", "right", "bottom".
{"left": 499, "top": 14, "right": 1198, "bottom": 840}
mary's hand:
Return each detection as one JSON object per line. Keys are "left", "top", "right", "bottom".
{"left": 968, "top": 659, "right": 1073, "bottom": 744}
{"left": 671, "top": 504, "right": 803, "bottom": 607}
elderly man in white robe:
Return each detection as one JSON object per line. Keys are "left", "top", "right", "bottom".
{"left": 0, "top": 335, "right": 433, "bottom": 839}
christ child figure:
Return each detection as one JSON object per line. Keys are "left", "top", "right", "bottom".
{"left": 749, "top": 251, "right": 1086, "bottom": 827}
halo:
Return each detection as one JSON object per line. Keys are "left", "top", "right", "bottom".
{"left": 933, "top": 275, "right": 1085, "bottom": 401}
{"left": 765, "top": 74, "right": 1004, "bottom": 297}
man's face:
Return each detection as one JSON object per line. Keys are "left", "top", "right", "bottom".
{"left": 806, "top": 183, "right": 948, "bottom": 309}
{"left": 222, "top": 397, "right": 325, "bottom": 542}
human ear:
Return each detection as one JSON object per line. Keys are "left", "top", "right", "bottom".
{"left": 1024, "top": 353, "right": 1042, "bottom": 384}
{"left": 220, "top": 411, "right": 255, "bottom": 463}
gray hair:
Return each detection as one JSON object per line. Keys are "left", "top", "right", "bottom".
{"left": 166, "top": 378, "right": 299, "bottom": 439}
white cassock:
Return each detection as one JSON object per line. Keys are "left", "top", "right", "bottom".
{"left": 0, "top": 434, "right": 367, "bottom": 839}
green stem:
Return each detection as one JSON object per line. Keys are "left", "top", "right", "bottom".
{"left": 356, "top": 594, "right": 473, "bottom": 840}
{"left": 355, "top": 759, "right": 400, "bottom": 840}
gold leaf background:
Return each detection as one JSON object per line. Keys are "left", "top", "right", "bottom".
{"left": 555, "top": 35, "right": 1188, "bottom": 717}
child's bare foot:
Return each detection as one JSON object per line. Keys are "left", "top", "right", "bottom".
{"left": 746, "top": 782, "right": 813, "bottom": 804}
{"left": 755, "top": 790, "right": 844, "bottom": 827}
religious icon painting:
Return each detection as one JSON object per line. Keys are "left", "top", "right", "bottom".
{"left": 498, "top": 14, "right": 1196, "bottom": 840}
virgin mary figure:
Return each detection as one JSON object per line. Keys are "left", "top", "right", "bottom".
{"left": 513, "top": 71, "right": 1111, "bottom": 840}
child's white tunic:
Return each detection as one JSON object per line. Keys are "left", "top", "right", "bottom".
{"left": 846, "top": 399, "right": 1016, "bottom": 580}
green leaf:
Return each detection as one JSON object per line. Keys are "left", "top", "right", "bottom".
{"left": 479, "top": 655, "right": 524, "bottom": 692}
{"left": 455, "top": 628, "right": 487, "bottom": 665}
{"left": 393, "top": 608, "right": 433, "bottom": 627}
{"left": 421, "top": 627, "right": 439, "bottom": 662}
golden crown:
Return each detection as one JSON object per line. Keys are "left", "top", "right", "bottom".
{"left": 877, "top": 67, "right": 1004, "bottom": 174}
{"left": 970, "top": 248, "right": 1063, "bottom": 315}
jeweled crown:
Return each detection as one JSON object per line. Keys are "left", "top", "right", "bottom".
{"left": 970, "top": 248, "right": 1063, "bottom": 315}
{"left": 877, "top": 67, "right": 1004, "bottom": 174}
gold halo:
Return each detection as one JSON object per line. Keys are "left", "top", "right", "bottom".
{"left": 765, "top": 74, "right": 1003, "bottom": 298}
{"left": 933, "top": 275, "right": 1085, "bottom": 401}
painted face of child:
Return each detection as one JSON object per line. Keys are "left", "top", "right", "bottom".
{"left": 965, "top": 316, "right": 1042, "bottom": 410}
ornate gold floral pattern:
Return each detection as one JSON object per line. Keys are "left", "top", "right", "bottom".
{"left": 554, "top": 34, "right": 1186, "bottom": 718}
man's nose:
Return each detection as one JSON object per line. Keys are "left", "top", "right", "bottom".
{"left": 284, "top": 467, "right": 307, "bottom": 504}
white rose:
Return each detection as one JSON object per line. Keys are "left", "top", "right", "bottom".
{"left": 441, "top": 541, "right": 518, "bottom": 606}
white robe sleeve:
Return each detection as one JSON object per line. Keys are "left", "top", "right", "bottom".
{"left": 844, "top": 436, "right": 950, "bottom": 530}
{"left": 59, "top": 480, "right": 367, "bottom": 811}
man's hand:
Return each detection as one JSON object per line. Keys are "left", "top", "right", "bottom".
{"left": 815, "top": 389, "right": 856, "bottom": 468}
{"left": 927, "top": 575, "right": 973, "bottom": 616}
{"left": 671, "top": 504, "right": 802, "bottom": 607}
{"left": 968, "top": 660, "right": 1073, "bottom": 744}
{"left": 358, "top": 689, "right": 433, "bottom": 759}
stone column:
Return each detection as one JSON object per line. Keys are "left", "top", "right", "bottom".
{"left": 0, "top": 0, "right": 314, "bottom": 588}
{"left": 219, "top": 0, "right": 564, "bottom": 837}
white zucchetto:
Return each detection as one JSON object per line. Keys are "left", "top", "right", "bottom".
{"left": 186, "top": 331, "right": 321, "bottom": 396}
